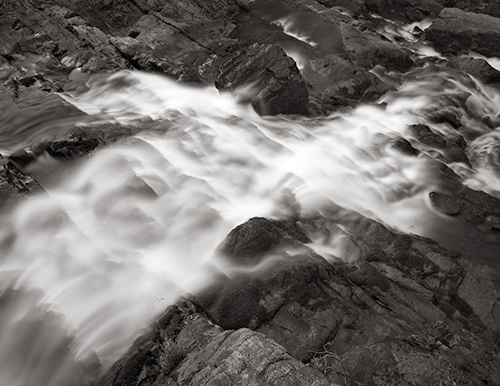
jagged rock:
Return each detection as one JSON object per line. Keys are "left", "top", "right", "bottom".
{"left": 99, "top": 299, "right": 333, "bottom": 386}
{"left": 449, "top": 57, "right": 500, "bottom": 84}
{"left": 216, "top": 43, "right": 309, "bottom": 115}
{"left": 0, "top": 160, "right": 43, "bottom": 209}
{"left": 407, "top": 124, "right": 469, "bottom": 164}
{"left": 426, "top": 8, "right": 500, "bottom": 57}
{"left": 176, "top": 328, "right": 332, "bottom": 386}
{"left": 391, "top": 137, "right": 419, "bottom": 156}
{"left": 408, "top": 124, "right": 446, "bottom": 148}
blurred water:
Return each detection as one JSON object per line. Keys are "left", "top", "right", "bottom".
{"left": 1, "top": 59, "right": 500, "bottom": 385}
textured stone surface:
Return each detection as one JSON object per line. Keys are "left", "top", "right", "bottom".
{"left": 426, "top": 8, "right": 500, "bottom": 56}
{"left": 216, "top": 44, "right": 309, "bottom": 115}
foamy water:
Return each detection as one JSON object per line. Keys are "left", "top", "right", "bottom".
{"left": 1, "top": 41, "right": 500, "bottom": 386}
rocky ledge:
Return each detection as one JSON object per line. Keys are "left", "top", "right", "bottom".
{"left": 101, "top": 211, "right": 500, "bottom": 386}
{"left": 1, "top": 0, "right": 500, "bottom": 385}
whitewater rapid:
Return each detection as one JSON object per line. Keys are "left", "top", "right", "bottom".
{"left": 0, "top": 64, "right": 500, "bottom": 385}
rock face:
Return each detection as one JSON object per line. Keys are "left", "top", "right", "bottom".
{"left": 363, "top": 0, "right": 443, "bottom": 21}
{"left": 0, "top": 159, "right": 43, "bottom": 210}
{"left": 99, "top": 300, "right": 333, "bottom": 386}
{"left": 101, "top": 209, "right": 500, "bottom": 386}
{"left": 449, "top": 57, "right": 500, "bottom": 84}
{"left": 426, "top": 8, "right": 500, "bottom": 56}
{"left": 216, "top": 44, "right": 309, "bottom": 115}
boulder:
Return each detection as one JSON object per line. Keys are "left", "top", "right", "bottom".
{"left": 449, "top": 57, "right": 500, "bottom": 84}
{"left": 438, "top": 0, "right": 500, "bottom": 18}
{"left": 363, "top": 0, "right": 443, "bottom": 21}
{"left": 218, "top": 217, "right": 310, "bottom": 264}
{"left": 216, "top": 43, "right": 309, "bottom": 115}
{"left": 426, "top": 8, "right": 500, "bottom": 57}
{"left": 429, "top": 191, "right": 461, "bottom": 215}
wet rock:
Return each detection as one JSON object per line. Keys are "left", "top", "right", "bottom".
{"left": 339, "top": 24, "right": 414, "bottom": 72}
{"left": 317, "top": 0, "right": 366, "bottom": 15}
{"left": 46, "top": 138, "right": 99, "bottom": 160}
{"left": 0, "top": 159, "right": 43, "bottom": 208}
{"left": 429, "top": 109, "right": 461, "bottom": 129}
{"left": 219, "top": 217, "right": 310, "bottom": 264}
{"left": 216, "top": 43, "right": 309, "bottom": 115}
{"left": 363, "top": 0, "right": 443, "bottom": 21}
{"left": 408, "top": 124, "right": 446, "bottom": 149}
{"left": 426, "top": 8, "right": 500, "bottom": 57}
{"left": 391, "top": 137, "right": 419, "bottom": 156}
{"left": 449, "top": 56, "right": 500, "bottom": 84}
{"left": 429, "top": 191, "right": 461, "bottom": 215}
{"left": 440, "top": 0, "right": 500, "bottom": 18}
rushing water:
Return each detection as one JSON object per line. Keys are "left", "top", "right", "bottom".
{"left": 2, "top": 56, "right": 500, "bottom": 385}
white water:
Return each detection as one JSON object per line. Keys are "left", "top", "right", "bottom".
{"left": 1, "top": 64, "right": 500, "bottom": 385}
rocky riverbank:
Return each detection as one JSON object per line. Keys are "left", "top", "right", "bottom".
{"left": 1, "top": 0, "right": 500, "bottom": 385}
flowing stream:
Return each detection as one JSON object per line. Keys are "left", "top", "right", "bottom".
{"left": 1, "top": 58, "right": 500, "bottom": 385}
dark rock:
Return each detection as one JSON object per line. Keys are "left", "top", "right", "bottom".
{"left": 408, "top": 124, "right": 447, "bottom": 148}
{"left": 429, "top": 109, "right": 462, "bottom": 128}
{"left": 46, "top": 138, "right": 99, "bottom": 160}
{"left": 340, "top": 23, "right": 414, "bottom": 72}
{"left": 449, "top": 56, "right": 500, "bottom": 84}
{"left": 391, "top": 137, "right": 419, "bottom": 156}
{"left": 216, "top": 44, "right": 309, "bottom": 115}
{"left": 218, "top": 217, "right": 310, "bottom": 263}
{"left": 0, "top": 159, "right": 43, "bottom": 209}
{"left": 316, "top": 0, "right": 366, "bottom": 15}
{"left": 429, "top": 191, "right": 461, "bottom": 215}
{"left": 439, "top": 0, "right": 500, "bottom": 18}
{"left": 363, "top": 0, "right": 443, "bottom": 21}
{"left": 100, "top": 298, "right": 331, "bottom": 386}
{"left": 426, "top": 8, "right": 500, "bottom": 57}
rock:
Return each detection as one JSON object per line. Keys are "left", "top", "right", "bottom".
{"left": 316, "top": 0, "right": 366, "bottom": 15}
{"left": 429, "top": 191, "right": 461, "bottom": 215}
{"left": 449, "top": 57, "right": 500, "bottom": 84}
{"left": 363, "top": 0, "right": 443, "bottom": 21}
{"left": 339, "top": 23, "right": 414, "bottom": 72}
{"left": 0, "top": 159, "right": 43, "bottom": 209}
{"left": 46, "top": 138, "right": 100, "bottom": 160}
{"left": 100, "top": 299, "right": 332, "bottom": 386}
{"left": 390, "top": 137, "right": 419, "bottom": 156}
{"left": 439, "top": 0, "right": 500, "bottom": 18}
{"left": 216, "top": 43, "right": 309, "bottom": 115}
{"left": 426, "top": 8, "right": 500, "bottom": 57}
{"left": 408, "top": 124, "right": 446, "bottom": 149}
{"left": 218, "top": 217, "right": 310, "bottom": 264}
{"left": 176, "top": 328, "right": 332, "bottom": 386}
